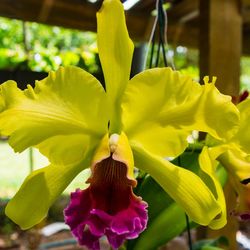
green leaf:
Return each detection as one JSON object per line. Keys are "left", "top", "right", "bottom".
{"left": 137, "top": 175, "right": 174, "bottom": 221}
{"left": 130, "top": 173, "right": 197, "bottom": 250}
{"left": 132, "top": 203, "right": 186, "bottom": 250}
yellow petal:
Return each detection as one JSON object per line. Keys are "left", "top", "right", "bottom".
{"left": 37, "top": 134, "right": 98, "bottom": 165}
{"left": 219, "top": 148, "right": 250, "bottom": 183}
{"left": 97, "top": 0, "right": 134, "bottom": 132}
{"left": 131, "top": 143, "right": 221, "bottom": 226}
{"left": 194, "top": 77, "right": 239, "bottom": 140}
{"left": 233, "top": 98, "right": 250, "bottom": 153}
{"left": 122, "top": 68, "right": 239, "bottom": 158}
{"left": 199, "top": 146, "right": 227, "bottom": 229}
{"left": 0, "top": 66, "right": 108, "bottom": 164}
{"left": 5, "top": 160, "right": 88, "bottom": 229}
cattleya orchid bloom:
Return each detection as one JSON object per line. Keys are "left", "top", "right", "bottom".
{"left": 0, "top": 0, "right": 240, "bottom": 249}
{"left": 200, "top": 97, "right": 250, "bottom": 221}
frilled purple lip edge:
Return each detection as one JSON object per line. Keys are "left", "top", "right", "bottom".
{"left": 64, "top": 188, "right": 148, "bottom": 250}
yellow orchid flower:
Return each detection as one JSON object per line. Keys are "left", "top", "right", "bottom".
{"left": 200, "top": 97, "right": 250, "bottom": 222}
{"left": 0, "top": 0, "right": 240, "bottom": 249}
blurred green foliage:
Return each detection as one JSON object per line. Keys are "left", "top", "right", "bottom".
{"left": 241, "top": 56, "right": 250, "bottom": 91}
{"left": 193, "top": 236, "right": 229, "bottom": 250}
{"left": 1, "top": 16, "right": 250, "bottom": 92}
{"left": 0, "top": 17, "right": 99, "bottom": 73}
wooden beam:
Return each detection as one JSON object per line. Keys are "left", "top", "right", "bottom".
{"left": 1, "top": 0, "right": 250, "bottom": 56}
{"left": 0, "top": 0, "right": 149, "bottom": 40}
{"left": 199, "top": 0, "right": 242, "bottom": 96}
{"left": 199, "top": 1, "right": 241, "bottom": 249}
{"left": 167, "top": 0, "right": 198, "bottom": 23}
{"left": 167, "top": 21, "right": 199, "bottom": 48}
{"left": 38, "top": 0, "right": 55, "bottom": 22}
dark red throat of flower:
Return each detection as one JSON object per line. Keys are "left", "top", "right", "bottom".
{"left": 64, "top": 156, "right": 148, "bottom": 250}
{"left": 87, "top": 157, "right": 135, "bottom": 215}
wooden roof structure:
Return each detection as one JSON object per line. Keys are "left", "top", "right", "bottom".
{"left": 0, "top": 0, "right": 247, "bottom": 97}
{"left": 0, "top": 0, "right": 249, "bottom": 54}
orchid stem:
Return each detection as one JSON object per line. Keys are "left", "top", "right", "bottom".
{"left": 29, "top": 147, "right": 34, "bottom": 173}
{"left": 185, "top": 213, "right": 193, "bottom": 250}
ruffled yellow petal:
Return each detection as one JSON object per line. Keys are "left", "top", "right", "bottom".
{"left": 195, "top": 76, "right": 239, "bottom": 140}
{"left": 220, "top": 150, "right": 250, "bottom": 219}
{"left": 97, "top": 0, "right": 134, "bottom": 132}
{"left": 0, "top": 66, "right": 108, "bottom": 164}
{"left": 232, "top": 98, "right": 250, "bottom": 154}
{"left": 5, "top": 160, "right": 88, "bottom": 229}
{"left": 218, "top": 148, "right": 250, "bottom": 184}
{"left": 122, "top": 68, "right": 239, "bottom": 158}
{"left": 199, "top": 146, "right": 227, "bottom": 229}
{"left": 131, "top": 143, "right": 221, "bottom": 226}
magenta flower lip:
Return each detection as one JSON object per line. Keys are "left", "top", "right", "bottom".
{"left": 64, "top": 157, "right": 148, "bottom": 250}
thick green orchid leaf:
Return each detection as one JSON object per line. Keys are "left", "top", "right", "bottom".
{"left": 137, "top": 175, "right": 174, "bottom": 221}
{"left": 132, "top": 143, "right": 221, "bottom": 226}
{"left": 130, "top": 153, "right": 228, "bottom": 250}
{"left": 131, "top": 203, "right": 186, "bottom": 250}
{"left": 97, "top": 0, "right": 134, "bottom": 132}
{"left": 122, "top": 68, "right": 239, "bottom": 158}
{"left": 5, "top": 159, "right": 89, "bottom": 229}
{"left": 0, "top": 66, "right": 108, "bottom": 164}
{"left": 129, "top": 175, "right": 188, "bottom": 250}
{"left": 128, "top": 154, "right": 196, "bottom": 250}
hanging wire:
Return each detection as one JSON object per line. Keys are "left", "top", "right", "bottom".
{"left": 145, "top": 2, "right": 193, "bottom": 249}
{"left": 146, "top": 3, "right": 193, "bottom": 248}
{"left": 143, "top": 0, "right": 175, "bottom": 69}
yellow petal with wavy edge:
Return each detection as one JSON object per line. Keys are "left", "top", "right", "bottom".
{"left": 132, "top": 143, "right": 221, "bottom": 226}
{"left": 97, "top": 0, "right": 134, "bottom": 132}
{"left": 194, "top": 76, "right": 239, "bottom": 140}
{"left": 218, "top": 148, "right": 250, "bottom": 217}
{"left": 91, "top": 132, "right": 136, "bottom": 183}
{"left": 199, "top": 146, "right": 227, "bottom": 229}
{"left": 0, "top": 66, "right": 108, "bottom": 164}
{"left": 233, "top": 98, "right": 250, "bottom": 153}
{"left": 205, "top": 139, "right": 250, "bottom": 183}
{"left": 5, "top": 160, "right": 88, "bottom": 229}
{"left": 122, "top": 68, "right": 239, "bottom": 158}
{"left": 218, "top": 147, "right": 250, "bottom": 183}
